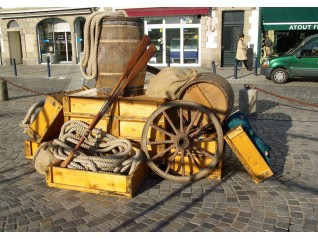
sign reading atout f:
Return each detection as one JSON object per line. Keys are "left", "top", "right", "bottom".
{"left": 289, "top": 24, "right": 318, "bottom": 30}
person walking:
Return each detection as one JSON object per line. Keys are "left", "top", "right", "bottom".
{"left": 235, "top": 34, "right": 252, "bottom": 71}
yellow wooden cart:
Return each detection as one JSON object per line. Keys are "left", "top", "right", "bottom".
{"left": 24, "top": 70, "right": 272, "bottom": 198}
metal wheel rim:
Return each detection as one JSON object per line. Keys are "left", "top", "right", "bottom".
{"left": 141, "top": 100, "right": 224, "bottom": 182}
{"left": 274, "top": 71, "right": 286, "bottom": 82}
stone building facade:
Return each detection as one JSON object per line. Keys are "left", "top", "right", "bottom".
{"left": 0, "top": 7, "right": 260, "bottom": 68}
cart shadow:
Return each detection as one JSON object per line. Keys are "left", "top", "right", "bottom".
{"left": 113, "top": 170, "right": 236, "bottom": 232}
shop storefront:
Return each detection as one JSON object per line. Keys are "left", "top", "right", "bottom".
{"left": 37, "top": 17, "right": 85, "bottom": 64}
{"left": 125, "top": 7, "right": 209, "bottom": 66}
{"left": 262, "top": 7, "right": 318, "bottom": 55}
{"left": 0, "top": 8, "right": 93, "bottom": 65}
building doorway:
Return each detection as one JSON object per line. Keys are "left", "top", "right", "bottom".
{"left": 37, "top": 18, "right": 72, "bottom": 64}
{"left": 145, "top": 16, "right": 200, "bottom": 66}
{"left": 221, "top": 11, "right": 244, "bottom": 67}
{"left": 7, "top": 20, "right": 23, "bottom": 64}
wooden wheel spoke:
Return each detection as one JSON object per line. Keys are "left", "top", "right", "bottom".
{"left": 165, "top": 148, "right": 180, "bottom": 173}
{"left": 187, "top": 149, "right": 204, "bottom": 170}
{"left": 151, "top": 144, "right": 175, "bottom": 161}
{"left": 180, "top": 150, "right": 186, "bottom": 176}
{"left": 185, "top": 110, "right": 201, "bottom": 135}
{"left": 147, "top": 140, "right": 174, "bottom": 145}
{"left": 193, "top": 145, "right": 216, "bottom": 159}
{"left": 189, "top": 122, "right": 212, "bottom": 138}
{"left": 193, "top": 133, "right": 217, "bottom": 143}
{"left": 150, "top": 124, "right": 175, "bottom": 138}
{"left": 163, "top": 110, "right": 179, "bottom": 134}
{"left": 179, "top": 106, "right": 184, "bottom": 133}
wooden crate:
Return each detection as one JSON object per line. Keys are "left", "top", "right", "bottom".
{"left": 63, "top": 88, "right": 167, "bottom": 140}
{"left": 24, "top": 140, "right": 41, "bottom": 160}
{"left": 224, "top": 125, "right": 273, "bottom": 183}
{"left": 46, "top": 160, "right": 148, "bottom": 198}
{"left": 25, "top": 95, "right": 64, "bottom": 143}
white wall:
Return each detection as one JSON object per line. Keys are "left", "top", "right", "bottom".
{"left": 247, "top": 8, "right": 260, "bottom": 57}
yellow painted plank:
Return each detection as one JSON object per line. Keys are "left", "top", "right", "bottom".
{"left": 46, "top": 161, "right": 147, "bottom": 198}
{"left": 51, "top": 167, "right": 128, "bottom": 193}
{"left": 224, "top": 125, "right": 273, "bottom": 183}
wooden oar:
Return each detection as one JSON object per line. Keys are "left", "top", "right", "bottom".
{"left": 60, "top": 43, "right": 157, "bottom": 168}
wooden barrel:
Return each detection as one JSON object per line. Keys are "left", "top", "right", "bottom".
{"left": 96, "top": 17, "right": 145, "bottom": 96}
{"left": 177, "top": 72, "right": 234, "bottom": 123}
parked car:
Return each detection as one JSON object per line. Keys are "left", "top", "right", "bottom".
{"left": 261, "top": 34, "right": 318, "bottom": 84}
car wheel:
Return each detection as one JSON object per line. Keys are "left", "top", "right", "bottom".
{"left": 271, "top": 68, "right": 289, "bottom": 84}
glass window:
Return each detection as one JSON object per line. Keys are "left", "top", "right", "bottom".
{"left": 182, "top": 16, "right": 200, "bottom": 24}
{"left": 148, "top": 28, "right": 163, "bottom": 64}
{"left": 166, "top": 28, "right": 181, "bottom": 63}
{"left": 183, "top": 28, "right": 199, "bottom": 63}
{"left": 147, "top": 18, "right": 163, "bottom": 24}
{"left": 165, "top": 17, "right": 181, "bottom": 24}
{"left": 37, "top": 18, "right": 72, "bottom": 63}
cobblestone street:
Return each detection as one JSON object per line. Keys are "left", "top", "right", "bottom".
{"left": 0, "top": 65, "right": 317, "bottom": 232}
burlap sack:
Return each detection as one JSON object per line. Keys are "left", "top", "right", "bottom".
{"left": 145, "top": 68, "right": 198, "bottom": 100}
{"left": 33, "top": 141, "right": 60, "bottom": 175}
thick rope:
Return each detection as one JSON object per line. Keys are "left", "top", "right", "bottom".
{"left": 53, "top": 120, "right": 143, "bottom": 174}
{"left": 80, "top": 10, "right": 128, "bottom": 80}
{"left": 19, "top": 99, "right": 45, "bottom": 132}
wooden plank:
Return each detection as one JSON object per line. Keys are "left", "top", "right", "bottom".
{"left": 224, "top": 125, "right": 273, "bottom": 183}
{"left": 24, "top": 140, "right": 41, "bottom": 160}
{"left": 25, "top": 95, "right": 64, "bottom": 143}
{"left": 45, "top": 160, "right": 148, "bottom": 198}
{"left": 63, "top": 93, "right": 167, "bottom": 140}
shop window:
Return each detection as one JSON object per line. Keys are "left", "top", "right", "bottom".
{"left": 74, "top": 17, "right": 85, "bottom": 63}
{"left": 166, "top": 17, "right": 181, "bottom": 24}
{"left": 182, "top": 16, "right": 200, "bottom": 24}
{"left": 147, "top": 18, "right": 163, "bottom": 24}
{"left": 183, "top": 28, "right": 199, "bottom": 63}
{"left": 37, "top": 18, "right": 72, "bottom": 63}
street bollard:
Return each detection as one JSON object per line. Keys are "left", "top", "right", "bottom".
{"left": 0, "top": 78, "right": 9, "bottom": 101}
{"left": 13, "top": 59, "right": 17, "bottom": 76}
{"left": 167, "top": 59, "right": 171, "bottom": 67}
{"left": 234, "top": 60, "right": 238, "bottom": 79}
{"left": 254, "top": 56, "right": 258, "bottom": 76}
{"left": 239, "top": 84, "right": 257, "bottom": 115}
{"left": 47, "top": 57, "right": 51, "bottom": 77}
{"left": 211, "top": 61, "right": 216, "bottom": 74}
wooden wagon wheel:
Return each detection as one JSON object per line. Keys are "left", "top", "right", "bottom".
{"left": 141, "top": 100, "right": 224, "bottom": 182}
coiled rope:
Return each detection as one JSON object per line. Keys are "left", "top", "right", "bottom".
{"left": 53, "top": 120, "right": 143, "bottom": 174}
{"left": 80, "top": 10, "right": 128, "bottom": 80}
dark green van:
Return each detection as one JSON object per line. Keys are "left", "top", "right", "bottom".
{"left": 260, "top": 34, "right": 318, "bottom": 84}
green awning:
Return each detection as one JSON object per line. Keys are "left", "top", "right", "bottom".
{"left": 262, "top": 7, "right": 318, "bottom": 30}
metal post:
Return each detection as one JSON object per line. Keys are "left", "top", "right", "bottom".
{"left": 13, "top": 59, "right": 17, "bottom": 76}
{"left": 211, "top": 61, "right": 216, "bottom": 74}
{"left": 254, "top": 56, "right": 258, "bottom": 76}
{"left": 167, "top": 58, "right": 170, "bottom": 67}
{"left": 234, "top": 60, "right": 238, "bottom": 79}
{"left": 47, "top": 57, "right": 51, "bottom": 77}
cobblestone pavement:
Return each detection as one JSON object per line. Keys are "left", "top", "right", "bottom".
{"left": 0, "top": 64, "right": 317, "bottom": 232}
